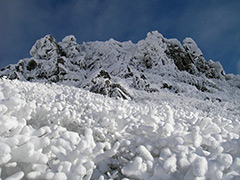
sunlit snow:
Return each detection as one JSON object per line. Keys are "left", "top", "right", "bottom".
{"left": 0, "top": 77, "right": 240, "bottom": 180}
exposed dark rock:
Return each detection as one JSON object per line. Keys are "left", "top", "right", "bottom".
{"left": 124, "top": 72, "right": 133, "bottom": 78}
{"left": 98, "top": 70, "right": 111, "bottom": 79}
{"left": 84, "top": 70, "right": 132, "bottom": 100}
{"left": 27, "top": 60, "right": 37, "bottom": 71}
{"left": 166, "top": 39, "right": 193, "bottom": 72}
{"left": 143, "top": 53, "right": 153, "bottom": 69}
{"left": 9, "top": 72, "right": 18, "bottom": 80}
{"left": 109, "top": 83, "right": 133, "bottom": 100}
{"left": 162, "top": 83, "right": 173, "bottom": 90}
{"left": 57, "top": 58, "right": 65, "bottom": 64}
{"left": 165, "top": 38, "right": 226, "bottom": 82}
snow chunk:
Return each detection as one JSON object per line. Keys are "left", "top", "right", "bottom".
{"left": 138, "top": 145, "right": 154, "bottom": 162}
{"left": 0, "top": 104, "right": 8, "bottom": 115}
{"left": 192, "top": 156, "right": 208, "bottom": 177}
{"left": 163, "top": 154, "right": 177, "bottom": 173}
{"left": 217, "top": 154, "right": 233, "bottom": 169}
{"left": 0, "top": 142, "right": 11, "bottom": 164}
{"left": 122, "top": 157, "right": 149, "bottom": 179}
{"left": 5, "top": 171, "right": 24, "bottom": 180}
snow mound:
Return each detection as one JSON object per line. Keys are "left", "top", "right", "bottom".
{"left": 0, "top": 78, "right": 240, "bottom": 179}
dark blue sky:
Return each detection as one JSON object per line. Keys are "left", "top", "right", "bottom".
{"left": 1, "top": 0, "right": 240, "bottom": 74}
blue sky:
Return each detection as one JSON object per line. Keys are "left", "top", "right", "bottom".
{"left": 0, "top": 0, "right": 240, "bottom": 74}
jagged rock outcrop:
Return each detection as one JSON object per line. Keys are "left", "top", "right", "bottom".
{"left": 0, "top": 31, "right": 239, "bottom": 101}
{"left": 84, "top": 70, "right": 133, "bottom": 100}
{"left": 30, "top": 34, "right": 60, "bottom": 60}
{"left": 166, "top": 37, "right": 225, "bottom": 79}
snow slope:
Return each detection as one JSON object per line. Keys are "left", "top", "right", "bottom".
{"left": 0, "top": 78, "right": 240, "bottom": 180}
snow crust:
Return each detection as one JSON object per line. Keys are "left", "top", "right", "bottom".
{"left": 1, "top": 77, "right": 240, "bottom": 179}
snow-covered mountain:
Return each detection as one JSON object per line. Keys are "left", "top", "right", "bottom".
{"left": 0, "top": 31, "right": 240, "bottom": 180}
{"left": 1, "top": 31, "right": 240, "bottom": 103}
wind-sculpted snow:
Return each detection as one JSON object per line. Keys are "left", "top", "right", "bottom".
{"left": 1, "top": 78, "right": 240, "bottom": 179}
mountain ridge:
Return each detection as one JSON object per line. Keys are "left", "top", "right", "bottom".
{"left": 1, "top": 31, "right": 239, "bottom": 102}
{"left": 1, "top": 31, "right": 240, "bottom": 179}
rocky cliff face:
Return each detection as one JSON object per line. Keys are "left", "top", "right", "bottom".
{"left": 0, "top": 31, "right": 239, "bottom": 101}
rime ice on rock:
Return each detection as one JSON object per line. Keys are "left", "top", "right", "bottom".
{"left": 30, "top": 35, "right": 60, "bottom": 60}
{"left": 0, "top": 31, "right": 239, "bottom": 101}
{"left": 59, "top": 35, "right": 80, "bottom": 58}
{"left": 183, "top": 37, "right": 203, "bottom": 59}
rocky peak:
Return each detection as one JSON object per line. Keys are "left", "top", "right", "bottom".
{"left": 59, "top": 35, "right": 81, "bottom": 58}
{"left": 183, "top": 37, "right": 203, "bottom": 58}
{"left": 30, "top": 34, "right": 60, "bottom": 60}
{"left": 0, "top": 31, "right": 238, "bottom": 101}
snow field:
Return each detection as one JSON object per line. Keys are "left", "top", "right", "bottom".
{"left": 0, "top": 78, "right": 240, "bottom": 179}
